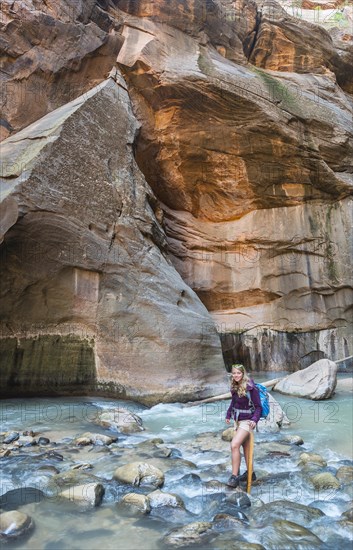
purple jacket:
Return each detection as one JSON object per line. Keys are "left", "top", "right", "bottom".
{"left": 225, "top": 379, "right": 262, "bottom": 423}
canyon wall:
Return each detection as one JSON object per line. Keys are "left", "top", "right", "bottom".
{"left": 0, "top": 0, "right": 352, "bottom": 400}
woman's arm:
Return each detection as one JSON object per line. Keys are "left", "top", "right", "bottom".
{"left": 249, "top": 386, "right": 262, "bottom": 423}
{"left": 225, "top": 392, "right": 236, "bottom": 420}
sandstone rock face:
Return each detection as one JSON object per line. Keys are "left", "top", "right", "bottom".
{"left": 114, "top": 0, "right": 353, "bottom": 369}
{"left": 273, "top": 358, "right": 337, "bottom": 399}
{"left": 0, "top": 0, "right": 123, "bottom": 140}
{"left": 0, "top": 74, "right": 226, "bottom": 403}
{"left": 1, "top": 0, "right": 352, "bottom": 391}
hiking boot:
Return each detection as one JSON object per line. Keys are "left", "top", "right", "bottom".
{"left": 239, "top": 470, "right": 256, "bottom": 482}
{"left": 226, "top": 474, "right": 240, "bottom": 488}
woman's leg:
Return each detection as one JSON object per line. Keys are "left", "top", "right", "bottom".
{"left": 230, "top": 428, "right": 250, "bottom": 475}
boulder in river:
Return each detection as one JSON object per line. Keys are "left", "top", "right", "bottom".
{"left": 341, "top": 506, "right": 353, "bottom": 522}
{"left": 261, "top": 519, "right": 324, "bottom": 548}
{"left": 94, "top": 409, "right": 144, "bottom": 434}
{"left": 212, "top": 513, "right": 247, "bottom": 531}
{"left": 113, "top": 462, "right": 164, "bottom": 488}
{"left": 259, "top": 393, "right": 291, "bottom": 431}
{"left": 0, "top": 510, "right": 34, "bottom": 539}
{"left": 336, "top": 466, "right": 353, "bottom": 484}
{"left": 59, "top": 482, "right": 104, "bottom": 508}
{"left": 0, "top": 488, "right": 45, "bottom": 511}
{"left": 119, "top": 493, "right": 151, "bottom": 514}
{"left": 254, "top": 499, "right": 324, "bottom": 527}
{"left": 50, "top": 470, "right": 100, "bottom": 490}
{"left": 273, "top": 359, "right": 338, "bottom": 400}
{"left": 163, "top": 521, "right": 214, "bottom": 547}
{"left": 147, "top": 489, "right": 185, "bottom": 509}
{"left": 298, "top": 452, "right": 327, "bottom": 467}
{"left": 281, "top": 435, "right": 304, "bottom": 446}
{"left": 74, "top": 432, "right": 117, "bottom": 446}
{"left": 2, "top": 432, "right": 19, "bottom": 444}
{"left": 310, "top": 472, "right": 341, "bottom": 490}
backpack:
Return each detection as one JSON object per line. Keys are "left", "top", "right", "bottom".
{"left": 247, "top": 383, "right": 270, "bottom": 419}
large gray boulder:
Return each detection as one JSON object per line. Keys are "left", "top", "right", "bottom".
{"left": 273, "top": 359, "right": 338, "bottom": 400}
{"left": 0, "top": 70, "right": 227, "bottom": 404}
{"left": 113, "top": 461, "right": 164, "bottom": 488}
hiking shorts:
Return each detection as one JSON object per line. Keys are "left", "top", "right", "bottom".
{"left": 234, "top": 420, "right": 254, "bottom": 433}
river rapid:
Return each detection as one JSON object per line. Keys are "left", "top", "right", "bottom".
{"left": 0, "top": 373, "right": 352, "bottom": 549}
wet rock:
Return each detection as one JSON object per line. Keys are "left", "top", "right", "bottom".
{"left": 38, "top": 437, "right": 50, "bottom": 445}
{"left": 3, "top": 432, "right": 19, "bottom": 444}
{"left": 147, "top": 489, "right": 184, "bottom": 509}
{"left": 341, "top": 506, "right": 353, "bottom": 522}
{"left": 0, "top": 488, "right": 45, "bottom": 511}
{"left": 212, "top": 513, "right": 247, "bottom": 531}
{"left": 59, "top": 483, "right": 104, "bottom": 508}
{"left": 255, "top": 500, "right": 324, "bottom": 527}
{"left": 281, "top": 435, "right": 304, "bottom": 446}
{"left": 310, "top": 472, "right": 341, "bottom": 490}
{"left": 135, "top": 440, "right": 172, "bottom": 458}
{"left": 0, "top": 449, "right": 11, "bottom": 458}
{"left": 262, "top": 519, "right": 324, "bottom": 548}
{"left": 42, "top": 451, "right": 64, "bottom": 461}
{"left": 216, "top": 541, "right": 265, "bottom": 550}
{"left": 113, "top": 462, "right": 164, "bottom": 488}
{"left": 95, "top": 409, "right": 144, "bottom": 434}
{"left": 119, "top": 493, "right": 151, "bottom": 514}
{"left": 37, "top": 466, "right": 59, "bottom": 475}
{"left": 17, "top": 436, "right": 37, "bottom": 447}
{"left": 225, "top": 489, "right": 251, "bottom": 508}
{"left": 336, "top": 466, "right": 353, "bottom": 484}
{"left": 50, "top": 470, "right": 100, "bottom": 490}
{"left": 298, "top": 452, "right": 327, "bottom": 468}
{"left": 261, "top": 442, "right": 293, "bottom": 457}
{"left": 257, "top": 394, "right": 290, "bottom": 432}
{"left": 74, "top": 432, "right": 116, "bottom": 446}
{"left": 164, "top": 521, "right": 214, "bottom": 547}
{"left": 221, "top": 427, "right": 234, "bottom": 442}
{"left": 0, "top": 510, "right": 34, "bottom": 539}
{"left": 273, "top": 359, "right": 338, "bottom": 400}
{"left": 71, "top": 463, "right": 93, "bottom": 471}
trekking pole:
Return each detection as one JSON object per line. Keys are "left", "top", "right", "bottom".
{"left": 246, "top": 430, "right": 254, "bottom": 494}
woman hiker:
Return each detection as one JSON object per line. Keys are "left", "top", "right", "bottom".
{"left": 225, "top": 364, "right": 262, "bottom": 488}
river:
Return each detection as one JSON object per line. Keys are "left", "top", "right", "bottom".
{"left": 0, "top": 373, "right": 352, "bottom": 549}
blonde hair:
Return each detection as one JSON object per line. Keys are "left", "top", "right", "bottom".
{"left": 230, "top": 364, "right": 250, "bottom": 397}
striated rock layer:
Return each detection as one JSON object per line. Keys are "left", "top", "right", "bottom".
{"left": 115, "top": 0, "right": 353, "bottom": 369}
{"left": 1, "top": 0, "right": 352, "bottom": 389}
{"left": 0, "top": 73, "right": 227, "bottom": 403}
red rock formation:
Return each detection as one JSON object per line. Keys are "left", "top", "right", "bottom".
{"left": 1, "top": 0, "right": 352, "bottom": 388}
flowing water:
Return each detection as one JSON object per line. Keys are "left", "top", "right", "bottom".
{"left": 0, "top": 373, "right": 352, "bottom": 549}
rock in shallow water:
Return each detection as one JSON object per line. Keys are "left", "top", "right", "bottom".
{"left": 147, "top": 489, "right": 184, "bottom": 509}
{"left": 0, "top": 488, "right": 45, "bottom": 511}
{"left": 298, "top": 452, "right": 327, "bottom": 468}
{"left": 163, "top": 521, "right": 214, "bottom": 547}
{"left": 119, "top": 493, "right": 151, "bottom": 514}
{"left": 261, "top": 519, "right": 324, "bottom": 549}
{"left": 59, "top": 483, "right": 104, "bottom": 508}
{"left": 273, "top": 359, "right": 338, "bottom": 400}
{"left": 254, "top": 499, "right": 324, "bottom": 527}
{"left": 113, "top": 462, "right": 164, "bottom": 488}
{"left": 0, "top": 510, "right": 34, "bottom": 539}
{"left": 310, "top": 472, "right": 341, "bottom": 490}
{"left": 94, "top": 409, "right": 144, "bottom": 434}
